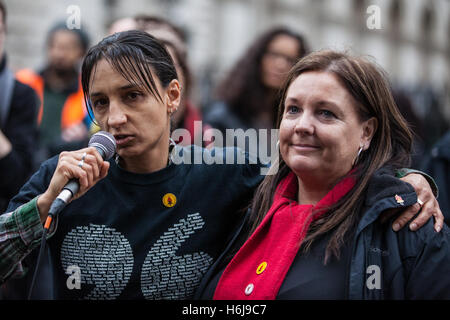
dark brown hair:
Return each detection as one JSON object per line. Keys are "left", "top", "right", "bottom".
{"left": 134, "top": 15, "right": 192, "bottom": 95}
{"left": 248, "top": 50, "right": 413, "bottom": 264}
{"left": 0, "top": 0, "right": 6, "bottom": 30}
{"left": 216, "top": 26, "right": 309, "bottom": 127}
{"left": 81, "top": 30, "right": 177, "bottom": 118}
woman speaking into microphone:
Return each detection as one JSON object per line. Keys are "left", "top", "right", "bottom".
{"left": 0, "top": 31, "right": 444, "bottom": 300}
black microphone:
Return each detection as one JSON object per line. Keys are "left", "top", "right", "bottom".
{"left": 46, "top": 131, "right": 116, "bottom": 220}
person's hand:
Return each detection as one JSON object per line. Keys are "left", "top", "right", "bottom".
{"left": 37, "top": 147, "right": 110, "bottom": 222}
{"left": 61, "top": 123, "right": 89, "bottom": 142}
{"left": 0, "top": 130, "right": 12, "bottom": 159}
{"left": 381, "top": 173, "right": 444, "bottom": 233}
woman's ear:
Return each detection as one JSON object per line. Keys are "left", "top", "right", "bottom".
{"left": 361, "top": 117, "right": 378, "bottom": 150}
{"left": 165, "top": 79, "right": 181, "bottom": 114}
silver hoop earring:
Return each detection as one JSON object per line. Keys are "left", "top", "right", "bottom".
{"left": 168, "top": 138, "right": 176, "bottom": 165}
{"left": 353, "top": 146, "right": 363, "bottom": 167}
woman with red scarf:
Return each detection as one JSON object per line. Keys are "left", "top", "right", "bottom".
{"left": 197, "top": 51, "right": 450, "bottom": 300}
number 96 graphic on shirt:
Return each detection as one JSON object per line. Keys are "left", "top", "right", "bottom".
{"left": 60, "top": 213, "right": 213, "bottom": 299}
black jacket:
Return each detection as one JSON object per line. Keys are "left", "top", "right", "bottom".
{"left": 195, "top": 167, "right": 450, "bottom": 299}
{"left": 0, "top": 56, "right": 39, "bottom": 212}
{"left": 348, "top": 167, "right": 450, "bottom": 299}
{"left": 203, "top": 101, "right": 250, "bottom": 135}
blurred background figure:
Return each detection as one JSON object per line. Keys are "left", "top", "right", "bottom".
{"left": 2, "top": 0, "right": 449, "bottom": 162}
{"left": 202, "top": 26, "right": 308, "bottom": 153}
{"left": 108, "top": 16, "right": 136, "bottom": 35}
{"left": 15, "top": 21, "right": 91, "bottom": 166}
{"left": 392, "top": 89, "right": 426, "bottom": 169}
{"left": 0, "top": 0, "right": 38, "bottom": 213}
{"left": 421, "top": 130, "right": 450, "bottom": 225}
{"left": 203, "top": 27, "right": 309, "bottom": 135}
{"left": 407, "top": 86, "right": 449, "bottom": 152}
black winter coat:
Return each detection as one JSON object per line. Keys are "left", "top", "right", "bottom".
{"left": 348, "top": 167, "right": 450, "bottom": 299}
{"left": 196, "top": 167, "right": 450, "bottom": 299}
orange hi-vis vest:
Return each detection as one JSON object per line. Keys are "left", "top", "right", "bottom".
{"left": 15, "top": 69, "right": 87, "bottom": 129}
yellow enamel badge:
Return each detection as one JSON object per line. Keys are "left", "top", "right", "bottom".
{"left": 162, "top": 193, "right": 177, "bottom": 208}
{"left": 256, "top": 262, "right": 267, "bottom": 275}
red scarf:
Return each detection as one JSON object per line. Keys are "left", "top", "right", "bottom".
{"left": 213, "top": 171, "right": 356, "bottom": 300}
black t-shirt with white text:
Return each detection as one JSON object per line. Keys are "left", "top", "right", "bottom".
{"left": 7, "top": 145, "right": 264, "bottom": 299}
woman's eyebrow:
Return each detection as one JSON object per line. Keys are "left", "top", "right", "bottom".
{"left": 89, "top": 92, "right": 103, "bottom": 98}
{"left": 316, "top": 100, "right": 339, "bottom": 108}
{"left": 90, "top": 84, "right": 140, "bottom": 97}
{"left": 285, "top": 97, "right": 299, "bottom": 105}
{"left": 118, "top": 84, "right": 140, "bottom": 91}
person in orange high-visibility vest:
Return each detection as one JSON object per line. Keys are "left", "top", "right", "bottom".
{"left": 16, "top": 22, "right": 92, "bottom": 164}
{"left": 0, "top": 0, "right": 39, "bottom": 214}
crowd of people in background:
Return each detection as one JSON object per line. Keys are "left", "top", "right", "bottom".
{"left": 0, "top": 0, "right": 449, "bottom": 300}
{"left": 2, "top": 5, "right": 448, "bottom": 218}
{"left": 16, "top": 22, "right": 92, "bottom": 160}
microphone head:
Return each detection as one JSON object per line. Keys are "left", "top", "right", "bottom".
{"left": 88, "top": 131, "right": 117, "bottom": 160}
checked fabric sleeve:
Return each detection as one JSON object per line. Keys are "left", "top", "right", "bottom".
{"left": 0, "top": 196, "right": 56, "bottom": 283}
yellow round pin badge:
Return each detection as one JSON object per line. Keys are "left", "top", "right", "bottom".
{"left": 256, "top": 261, "right": 267, "bottom": 275}
{"left": 162, "top": 193, "right": 177, "bottom": 208}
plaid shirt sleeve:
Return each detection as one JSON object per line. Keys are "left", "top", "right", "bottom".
{"left": 0, "top": 196, "right": 56, "bottom": 283}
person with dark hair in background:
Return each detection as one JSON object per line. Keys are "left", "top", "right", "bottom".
{"left": 16, "top": 21, "right": 91, "bottom": 166}
{"left": 0, "top": 1, "right": 39, "bottom": 213}
{"left": 198, "top": 51, "right": 449, "bottom": 300}
{"left": 0, "top": 32, "right": 442, "bottom": 300}
{"left": 203, "top": 27, "right": 309, "bottom": 141}
{"left": 392, "top": 89, "right": 426, "bottom": 169}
